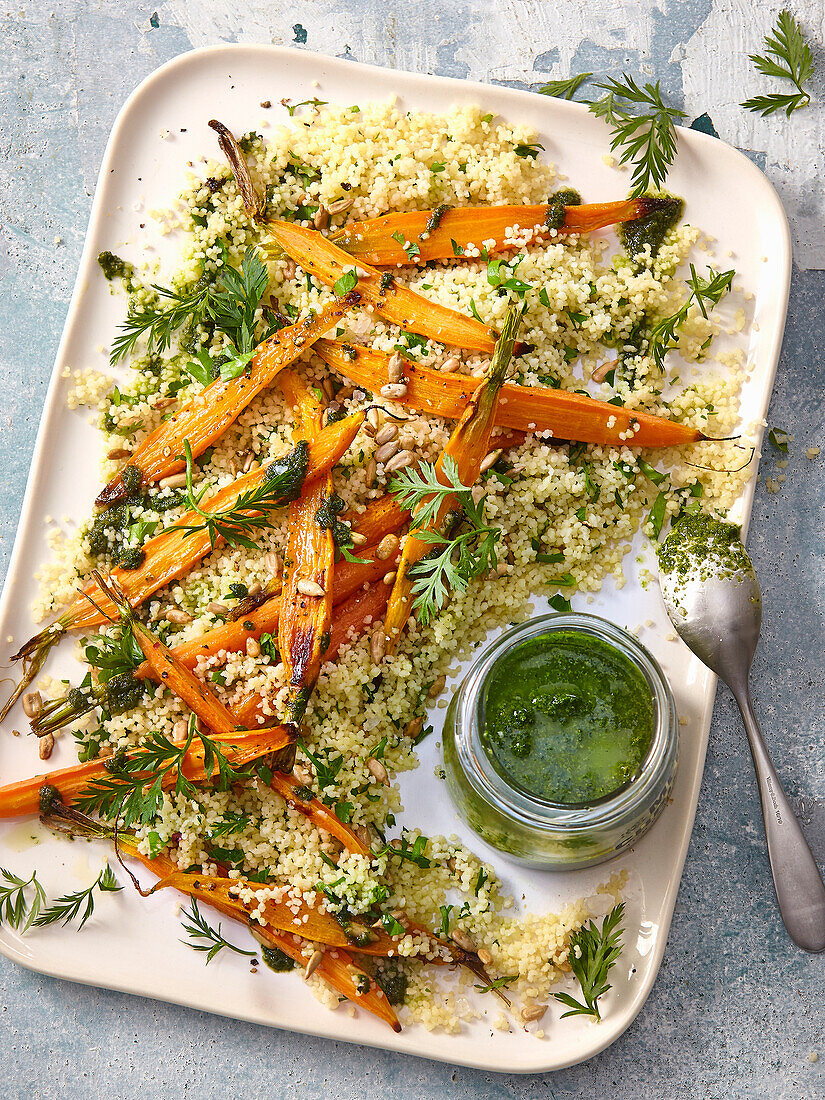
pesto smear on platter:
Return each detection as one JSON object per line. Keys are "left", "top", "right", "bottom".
{"left": 480, "top": 630, "right": 655, "bottom": 806}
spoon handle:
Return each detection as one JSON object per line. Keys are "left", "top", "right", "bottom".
{"left": 733, "top": 683, "right": 825, "bottom": 952}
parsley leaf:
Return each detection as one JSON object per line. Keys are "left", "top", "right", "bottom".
{"left": 552, "top": 903, "right": 625, "bottom": 1019}
{"left": 741, "top": 11, "right": 814, "bottom": 117}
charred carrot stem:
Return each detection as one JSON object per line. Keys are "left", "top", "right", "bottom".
{"left": 315, "top": 339, "right": 705, "bottom": 448}
{"left": 384, "top": 304, "right": 523, "bottom": 653}
{"left": 0, "top": 725, "right": 293, "bottom": 819}
{"left": 267, "top": 220, "right": 502, "bottom": 355}
{"left": 6, "top": 412, "right": 366, "bottom": 708}
{"left": 277, "top": 371, "right": 336, "bottom": 728}
{"left": 97, "top": 292, "right": 361, "bottom": 508}
{"left": 91, "top": 570, "right": 246, "bottom": 737}
{"left": 330, "top": 198, "right": 674, "bottom": 266}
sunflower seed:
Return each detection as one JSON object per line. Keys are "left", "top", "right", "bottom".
{"left": 383, "top": 450, "right": 414, "bottom": 474}
{"left": 441, "top": 355, "right": 461, "bottom": 373}
{"left": 380, "top": 382, "right": 408, "bottom": 400}
{"left": 366, "top": 408, "right": 381, "bottom": 430}
{"left": 297, "top": 579, "right": 326, "bottom": 597}
{"left": 246, "top": 637, "right": 261, "bottom": 658}
{"left": 374, "top": 423, "right": 398, "bottom": 445}
{"left": 367, "top": 758, "right": 389, "bottom": 785}
{"left": 22, "top": 691, "right": 43, "bottom": 719}
{"left": 375, "top": 440, "right": 400, "bottom": 464}
{"left": 365, "top": 457, "right": 377, "bottom": 487}
{"left": 428, "top": 674, "right": 446, "bottom": 698}
{"left": 207, "top": 601, "right": 228, "bottom": 616}
{"left": 354, "top": 266, "right": 371, "bottom": 279}
{"left": 382, "top": 570, "right": 397, "bottom": 585}
{"left": 451, "top": 929, "right": 476, "bottom": 953}
{"left": 165, "top": 608, "right": 193, "bottom": 624}
{"left": 477, "top": 948, "right": 494, "bottom": 966}
{"left": 370, "top": 628, "right": 386, "bottom": 664}
{"left": 591, "top": 360, "right": 615, "bottom": 383}
{"left": 350, "top": 531, "right": 368, "bottom": 546}
{"left": 387, "top": 353, "right": 404, "bottom": 383}
{"left": 265, "top": 552, "right": 282, "bottom": 579}
{"left": 304, "top": 949, "right": 324, "bottom": 979}
{"left": 376, "top": 534, "right": 399, "bottom": 560}
{"left": 159, "top": 472, "right": 189, "bottom": 489}
{"left": 312, "top": 205, "right": 330, "bottom": 231}
{"left": 479, "top": 449, "right": 502, "bottom": 474}
{"left": 520, "top": 1004, "right": 547, "bottom": 1022}
{"left": 39, "top": 733, "right": 54, "bottom": 760}
{"left": 107, "top": 447, "right": 131, "bottom": 460}
{"left": 402, "top": 716, "right": 423, "bottom": 740}
{"left": 328, "top": 196, "right": 355, "bottom": 215}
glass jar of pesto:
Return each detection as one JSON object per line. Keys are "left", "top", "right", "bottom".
{"left": 442, "top": 613, "right": 678, "bottom": 868}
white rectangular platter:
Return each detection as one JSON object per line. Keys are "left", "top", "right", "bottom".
{"left": 0, "top": 45, "right": 791, "bottom": 1073}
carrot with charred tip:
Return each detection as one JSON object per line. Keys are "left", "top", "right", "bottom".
{"left": 384, "top": 304, "right": 523, "bottom": 654}
{"left": 330, "top": 197, "right": 680, "bottom": 266}
{"left": 97, "top": 291, "right": 361, "bottom": 508}
{"left": 316, "top": 339, "right": 705, "bottom": 448}
{"left": 2, "top": 411, "right": 365, "bottom": 722}
{"left": 277, "top": 370, "right": 336, "bottom": 730}
{"left": 266, "top": 219, "right": 505, "bottom": 355}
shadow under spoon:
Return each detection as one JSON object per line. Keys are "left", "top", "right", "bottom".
{"left": 658, "top": 518, "right": 825, "bottom": 952}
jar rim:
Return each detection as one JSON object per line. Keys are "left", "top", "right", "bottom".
{"left": 451, "top": 612, "right": 678, "bottom": 835}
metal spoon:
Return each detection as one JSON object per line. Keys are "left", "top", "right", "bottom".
{"left": 659, "top": 528, "right": 825, "bottom": 952}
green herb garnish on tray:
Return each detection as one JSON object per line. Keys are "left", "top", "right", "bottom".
{"left": 741, "top": 11, "right": 815, "bottom": 118}
{"left": 552, "top": 902, "right": 625, "bottom": 1020}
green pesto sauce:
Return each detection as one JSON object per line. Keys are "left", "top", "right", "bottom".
{"left": 261, "top": 944, "right": 296, "bottom": 972}
{"left": 481, "top": 630, "right": 655, "bottom": 805}
{"left": 620, "top": 194, "right": 685, "bottom": 261}
{"left": 658, "top": 511, "right": 751, "bottom": 582}
{"left": 97, "top": 250, "right": 136, "bottom": 286}
{"left": 545, "top": 188, "right": 582, "bottom": 231}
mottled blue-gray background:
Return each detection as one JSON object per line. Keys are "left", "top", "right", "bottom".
{"left": 1, "top": 3, "right": 823, "bottom": 1097}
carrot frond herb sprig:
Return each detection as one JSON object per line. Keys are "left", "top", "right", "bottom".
{"left": 389, "top": 456, "right": 501, "bottom": 625}
{"left": 647, "top": 265, "right": 735, "bottom": 371}
{"left": 552, "top": 903, "right": 625, "bottom": 1020}
{"left": 180, "top": 897, "right": 257, "bottom": 964}
{"left": 539, "top": 72, "right": 593, "bottom": 101}
{"left": 0, "top": 867, "right": 47, "bottom": 931}
{"left": 587, "top": 76, "right": 685, "bottom": 196}
{"left": 171, "top": 438, "right": 309, "bottom": 550}
{"left": 110, "top": 246, "right": 270, "bottom": 367}
{"left": 33, "top": 866, "right": 123, "bottom": 930}
{"left": 741, "top": 10, "right": 815, "bottom": 118}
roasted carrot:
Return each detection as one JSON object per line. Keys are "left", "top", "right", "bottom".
{"left": 97, "top": 291, "right": 361, "bottom": 507}
{"left": 150, "top": 870, "right": 465, "bottom": 967}
{"left": 315, "top": 339, "right": 705, "bottom": 448}
{"left": 92, "top": 570, "right": 246, "bottom": 737}
{"left": 331, "top": 197, "right": 678, "bottom": 266}
{"left": 325, "top": 579, "right": 393, "bottom": 662}
{"left": 277, "top": 370, "right": 339, "bottom": 729}
{"left": 4, "top": 412, "right": 365, "bottom": 721}
{"left": 267, "top": 220, "right": 501, "bottom": 355}
{"left": 0, "top": 725, "right": 292, "bottom": 819}
{"left": 384, "top": 304, "right": 523, "bottom": 654}
{"left": 268, "top": 770, "right": 370, "bottom": 856}
{"left": 135, "top": 533, "right": 401, "bottom": 680}
{"left": 43, "top": 812, "right": 401, "bottom": 1031}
